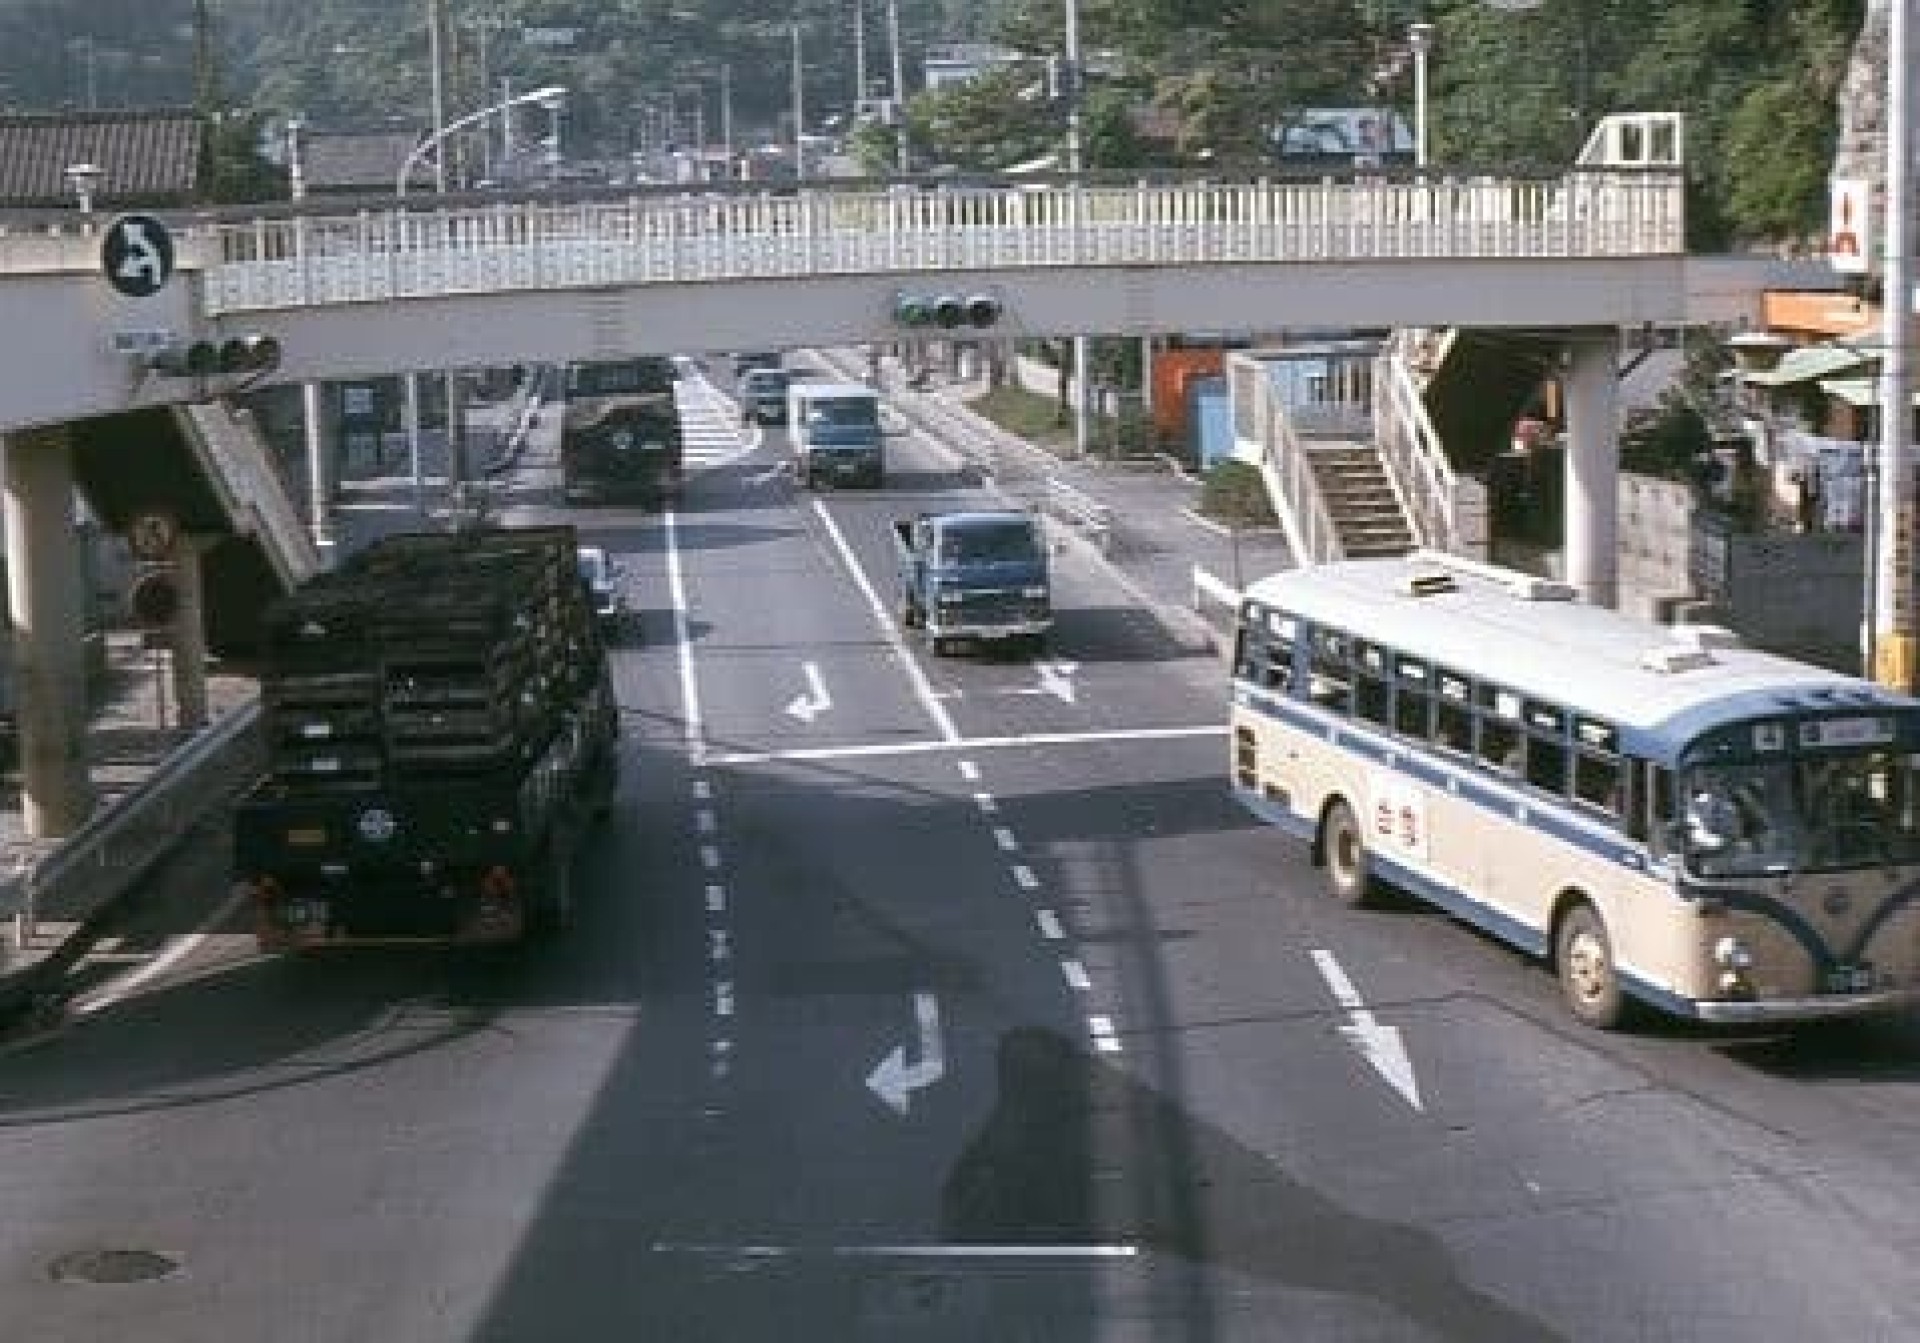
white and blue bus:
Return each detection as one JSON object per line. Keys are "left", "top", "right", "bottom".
{"left": 1230, "top": 551, "right": 1920, "bottom": 1028}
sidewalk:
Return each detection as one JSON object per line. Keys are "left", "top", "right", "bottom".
{"left": 879, "top": 361, "right": 1295, "bottom": 650}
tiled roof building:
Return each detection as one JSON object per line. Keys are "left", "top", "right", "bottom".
{"left": 301, "top": 129, "right": 430, "bottom": 195}
{"left": 0, "top": 107, "right": 203, "bottom": 207}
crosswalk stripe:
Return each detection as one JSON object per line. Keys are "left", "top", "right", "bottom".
{"left": 675, "top": 375, "right": 758, "bottom": 472}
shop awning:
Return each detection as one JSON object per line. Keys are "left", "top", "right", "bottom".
{"left": 1744, "top": 344, "right": 1872, "bottom": 386}
{"left": 1814, "top": 376, "right": 1920, "bottom": 407}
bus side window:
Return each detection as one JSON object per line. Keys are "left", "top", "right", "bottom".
{"left": 1574, "top": 750, "right": 1623, "bottom": 817}
{"left": 1527, "top": 734, "right": 1570, "bottom": 794}
{"left": 1309, "top": 630, "right": 1352, "bottom": 711}
{"left": 1354, "top": 641, "right": 1391, "bottom": 726}
{"left": 1480, "top": 720, "right": 1521, "bottom": 773}
{"left": 1434, "top": 670, "right": 1473, "bottom": 754}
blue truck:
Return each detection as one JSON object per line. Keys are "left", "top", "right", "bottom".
{"left": 892, "top": 510, "right": 1053, "bottom": 655}
{"left": 788, "top": 381, "right": 886, "bottom": 487}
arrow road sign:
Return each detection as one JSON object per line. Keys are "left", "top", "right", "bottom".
{"left": 866, "top": 991, "right": 946, "bottom": 1116}
{"left": 101, "top": 215, "right": 175, "bottom": 298}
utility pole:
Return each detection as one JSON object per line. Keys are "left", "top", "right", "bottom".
{"left": 1065, "top": 0, "right": 1091, "bottom": 458}
{"left": 886, "top": 0, "right": 908, "bottom": 172}
{"left": 792, "top": 23, "right": 806, "bottom": 182}
{"left": 193, "top": 0, "right": 214, "bottom": 114}
{"left": 721, "top": 63, "right": 734, "bottom": 174}
{"left": 854, "top": 0, "right": 868, "bottom": 111}
{"left": 1874, "top": 0, "right": 1916, "bottom": 689}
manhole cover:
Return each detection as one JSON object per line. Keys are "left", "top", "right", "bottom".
{"left": 48, "top": 1248, "right": 182, "bottom": 1284}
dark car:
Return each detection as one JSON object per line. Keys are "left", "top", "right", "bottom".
{"left": 738, "top": 368, "right": 792, "bottom": 424}
{"left": 733, "top": 351, "right": 781, "bottom": 378}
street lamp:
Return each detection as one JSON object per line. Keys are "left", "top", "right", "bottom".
{"left": 395, "top": 84, "right": 568, "bottom": 196}
{"left": 394, "top": 83, "right": 565, "bottom": 527}
{"left": 1407, "top": 21, "right": 1435, "bottom": 168}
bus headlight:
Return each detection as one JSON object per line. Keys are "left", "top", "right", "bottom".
{"left": 1712, "top": 936, "right": 1754, "bottom": 971}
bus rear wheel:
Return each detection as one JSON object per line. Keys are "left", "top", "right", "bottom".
{"left": 1322, "top": 799, "right": 1378, "bottom": 908}
{"left": 1555, "top": 901, "right": 1627, "bottom": 1029}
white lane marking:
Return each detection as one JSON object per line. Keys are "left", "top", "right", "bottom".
{"left": 992, "top": 827, "right": 1019, "bottom": 852}
{"left": 705, "top": 884, "right": 727, "bottom": 913}
{"left": 663, "top": 508, "right": 707, "bottom": 764}
{"left": 71, "top": 886, "right": 248, "bottom": 1017}
{"left": 1310, "top": 948, "right": 1425, "bottom": 1113}
{"left": 1088, "top": 1016, "right": 1123, "bottom": 1054}
{"left": 1061, "top": 959, "right": 1092, "bottom": 991}
{"left": 957, "top": 760, "right": 981, "bottom": 782}
{"left": 650, "top": 1243, "right": 1141, "bottom": 1260}
{"left": 783, "top": 661, "right": 834, "bottom": 723}
{"left": 866, "top": 990, "right": 946, "bottom": 1116}
{"left": 1036, "top": 909, "right": 1065, "bottom": 940}
{"left": 696, "top": 809, "right": 718, "bottom": 835}
{"left": 709, "top": 929, "right": 732, "bottom": 962}
{"left": 700, "top": 844, "right": 722, "bottom": 871}
{"left": 714, "top": 981, "right": 736, "bottom": 1017}
{"left": 705, "top": 724, "right": 1227, "bottom": 766}
{"left": 972, "top": 792, "right": 998, "bottom": 815}
{"left": 1012, "top": 864, "right": 1039, "bottom": 890}
{"left": 810, "top": 499, "right": 960, "bottom": 743}
{"left": 693, "top": 780, "right": 712, "bottom": 801}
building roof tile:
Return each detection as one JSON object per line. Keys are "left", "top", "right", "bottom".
{"left": 0, "top": 108, "right": 203, "bottom": 208}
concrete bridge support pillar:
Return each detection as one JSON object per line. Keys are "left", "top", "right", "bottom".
{"left": 1563, "top": 328, "right": 1621, "bottom": 608}
{"left": 3, "top": 428, "right": 94, "bottom": 837}
{"left": 170, "top": 537, "right": 209, "bottom": 730}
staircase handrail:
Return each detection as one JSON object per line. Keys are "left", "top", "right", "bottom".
{"left": 1374, "top": 344, "right": 1465, "bottom": 553}
{"left": 175, "top": 400, "right": 320, "bottom": 587}
{"left": 1249, "top": 369, "right": 1344, "bottom": 566}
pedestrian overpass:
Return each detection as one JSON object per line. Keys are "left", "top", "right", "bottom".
{"left": 0, "top": 112, "right": 1836, "bottom": 837}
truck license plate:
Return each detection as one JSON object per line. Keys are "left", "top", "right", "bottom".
{"left": 1825, "top": 965, "right": 1874, "bottom": 993}
{"left": 286, "top": 827, "right": 327, "bottom": 847}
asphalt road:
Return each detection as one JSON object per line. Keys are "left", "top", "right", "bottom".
{"left": 1, "top": 357, "right": 1918, "bottom": 1342}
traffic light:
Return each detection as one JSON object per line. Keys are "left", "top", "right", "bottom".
{"left": 891, "top": 292, "right": 1002, "bottom": 330}
{"left": 144, "top": 333, "right": 282, "bottom": 379}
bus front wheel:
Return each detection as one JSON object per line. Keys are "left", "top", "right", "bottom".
{"left": 1555, "top": 901, "right": 1627, "bottom": 1029}
{"left": 1322, "top": 800, "right": 1378, "bottom": 908}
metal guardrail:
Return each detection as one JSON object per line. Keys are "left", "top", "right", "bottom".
{"left": 1044, "top": 476, "right": 1114, "bottom": 553}
{"left": 6, "top": 699, "right": 263, "bottom": 948}
{"left": 1192, "top": 565, "right": 1243, "bottom": 618}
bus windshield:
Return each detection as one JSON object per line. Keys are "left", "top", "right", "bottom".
{"left": 1679, "top": 750, "right": 1920, "bottom": 877}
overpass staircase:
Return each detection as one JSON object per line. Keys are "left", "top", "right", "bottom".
{"left": 1237, "top": 334, "right": 1488, "bottom": 567}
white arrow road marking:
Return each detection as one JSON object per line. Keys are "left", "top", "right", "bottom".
{"left": 1031, "top": 659, "right": 1079, "bottom": 703}
{"left": 745, "top": 465, "right": 785, "bottom": 486}
{"left": 1310, "top": 949, "right": 1424, "bottom": 1112}
{"left": 865, "top": 991, "right": 946, "bottom": 1116}
{"left": 784, "top": 661, "right": 834, "bottom": 723}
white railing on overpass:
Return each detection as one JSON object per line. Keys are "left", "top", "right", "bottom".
{"left": 195, "top": 171, "right": 1684, "bottom": 315}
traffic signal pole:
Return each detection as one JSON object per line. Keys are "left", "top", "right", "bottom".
{"left": 1873, "top": 0, "right": 1917, "bottom": 690}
